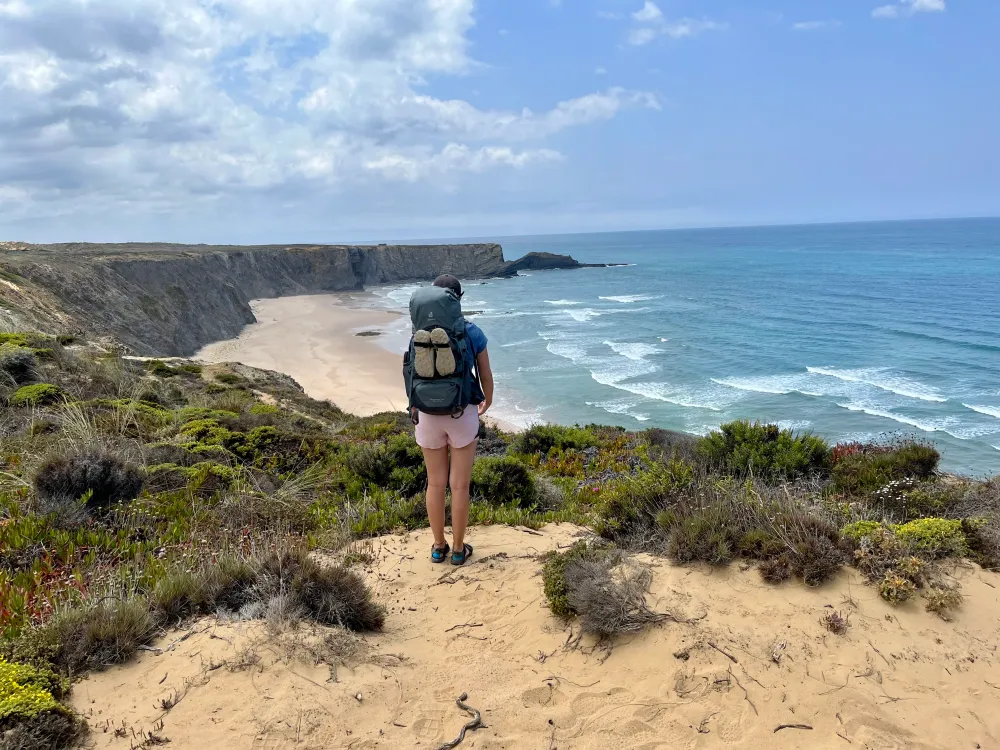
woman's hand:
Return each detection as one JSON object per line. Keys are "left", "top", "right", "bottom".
{"left": 478, "top": 399, "right": 492, "bottom": 416}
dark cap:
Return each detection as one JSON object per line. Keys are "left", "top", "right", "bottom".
{"left": 432, "top": 274, "right": 463, "bottom": 297}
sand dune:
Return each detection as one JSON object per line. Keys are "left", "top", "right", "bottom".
{"left": 72, "top": 525, "right": 1000, "bottom": 749}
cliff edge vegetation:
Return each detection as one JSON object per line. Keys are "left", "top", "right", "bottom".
{"left": 1, "top": 332, "right": 998, "bottom": 747}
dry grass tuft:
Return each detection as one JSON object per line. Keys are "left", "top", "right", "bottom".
{"left": 563, "top": 555, "right": 666, "bottom": 639}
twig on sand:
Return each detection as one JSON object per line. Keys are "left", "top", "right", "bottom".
{"left": 729, "top": 666, "right": 757, "bottom": 716}
{"left": 520, "top": 527, "right": 544, "bottom": 537}
{"left": 435, "top": 693, "right": 484, "bottom": 750}
{"left": 837, "top": 731, "right": 853, "bottom": 743}
{"left": 708, "top": 640, "right": 738, "bottom": 664}
{"left": 774, "top": 724, "right": 813, "bottom": 733}
{"left": 867, "top": 641, "right": 891, "bottom": 667}
{"left": 445, "top": 622, "right": 483, "bottom": 633}
{"left": 544, "top": 675, "right": 600, "bottom": 689}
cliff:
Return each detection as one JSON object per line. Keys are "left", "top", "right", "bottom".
{"left": 0, "top": 242, "right": 508, "bottom": 356}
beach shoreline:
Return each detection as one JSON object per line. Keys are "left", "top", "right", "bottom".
{"left": 195, "top": 292, "right": 520, "bottom": 431}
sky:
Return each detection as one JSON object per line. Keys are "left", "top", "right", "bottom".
{"left": 0, "top": 0, "right": 998, "bottom": 243}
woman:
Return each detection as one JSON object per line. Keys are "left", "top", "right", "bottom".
{"left": 411, "top": 275, "right": 493, "bottom": 566}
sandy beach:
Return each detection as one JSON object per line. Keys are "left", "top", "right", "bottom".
{"left": 73, "top": 524, "right": 1000, "bottom": 749}
{"left": 196, "top": 293, "right": 518, "bottom": 430}
{"left": 197, "top": 294, "right": 410, "bottom": 416}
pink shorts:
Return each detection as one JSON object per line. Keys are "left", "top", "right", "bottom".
{"left": 414, "top": 408, "right": 480, "bottom": 450}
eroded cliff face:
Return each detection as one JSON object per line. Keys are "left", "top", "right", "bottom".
{"left": 0, "top": 243, "right": 506, "bottom": 355}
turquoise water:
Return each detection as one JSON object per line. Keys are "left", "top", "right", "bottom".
{"left": 378, "top": 219, "right": 1000, "bottom": 476}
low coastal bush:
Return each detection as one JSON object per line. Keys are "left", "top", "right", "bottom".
{"left": 541, "top": 541, "right": 611, "bottom": 618}
{"left": 697, "top": 421, "right": 830, "bottom": 481}
{"left": 257, "top": 548, "right": 385, "bottom": 631}
{"left": 470, "top": 456, "right": 536, "bottom": 507}
{"left": 344, "top": 434, "right": 425, "bottom": 496}
{"left": 34, "top": 450, "right": 145, "bottom": 513}
{"left": 0, "top": 345, "right": 38, "bottom": 386}
{"left": 9, "top": 383, "right": 64, "bottom": 407}
{"left": 0, "top": 658, "right": 82, "bottom": 750}
{"left": 832, "top": 439, "right": 940, "bottom": 496}
{"left": 595, "top": 460, "right": 694, "bottom": 539}
{"left": 511, "top": 424, "right": 596, "bottom": 456}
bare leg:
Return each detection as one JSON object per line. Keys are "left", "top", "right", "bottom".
{"left": 449, "top": 440, "right": 478, "bottom": 552}
{"left": 422, "top": 446, "right": 450, "bottom": 549}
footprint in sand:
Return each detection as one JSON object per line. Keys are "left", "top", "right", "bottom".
{"left": 410, "top": 713, "right": 443, "bottom": 742}
{"left": 631, "top": 719, "right": 698, "bottom": 750}
{"left": 714, "top": 705, "right": 750, "bottom": 744}
{"left": 521, "top": 684, "right": 563, "bottom": 707}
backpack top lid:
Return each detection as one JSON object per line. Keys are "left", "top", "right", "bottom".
{"left": 409, "top": 285, "right": 465, "bottom": 333}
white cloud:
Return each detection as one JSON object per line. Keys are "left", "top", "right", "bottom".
{"left": 626, "top": 2, "right": 725, "bottom": 46}
{"left": 595, "top": 66, "right": 607, "bottom": 75}
{"left": 873, "top": 0, "right": 945, "bottom": 19}
{"left": 632, "top": 1, "right": 662, "bottom": 23}
{"left": 0, "top": 0, "right": 656, "bottom": 225}
{"left": 792, "top": 20, "right": 842, "bottom": 31}
{"left": 365, "top": 144, "right": 563, "bottom": 182}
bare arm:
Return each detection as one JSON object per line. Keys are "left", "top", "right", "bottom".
{"left": 477, "top": 348, "right": 494, "bottom": 416}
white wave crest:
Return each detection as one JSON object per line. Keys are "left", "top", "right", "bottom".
{"left": 834, "top": 402, "right": 968, "bottom": 437}
{"left": 567, "top": 309, "right": 602, "bottom": 322}
{"left": 711, "top": 374, "right": 823, "bottom": 397}
{"left": 545, "top": 299, "right": 582, "bottom": 306}
{"left": 546, "top": 341, "right": 589, "bottom": 363}
{"left": 599, "top": 294, "right": 662, "bottom": 303}
{"left": 963, "top": 403, "right": 1000, "bottom": 420}
{"left": 808, "top": 367, "right": 946, "bottom": 403}
{"left": 603, "top": 341, "right": 662, "bottom": 361}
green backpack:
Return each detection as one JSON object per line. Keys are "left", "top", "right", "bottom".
{"left": 403, "top": 286, "right": 482, "bottom": 417}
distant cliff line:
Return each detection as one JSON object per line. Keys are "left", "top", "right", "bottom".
{"left": 0, "top": 242, "right": 601, "bottom": 356}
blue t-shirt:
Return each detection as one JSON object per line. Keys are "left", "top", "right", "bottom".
{"left": 466, "top": 321, "right": 488, "bottom": 356}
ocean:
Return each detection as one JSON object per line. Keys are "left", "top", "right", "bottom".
{"left": 372, "top": 218, "right": 1000, "bottom": 476}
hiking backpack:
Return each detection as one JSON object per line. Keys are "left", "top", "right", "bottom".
{"left": 403, "top": 286, "right": 483, "bottom": 417}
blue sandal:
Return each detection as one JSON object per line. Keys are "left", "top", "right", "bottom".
{"left": 431, "top": 543, "right": 450, "bottom": 564}
{"left": 451, "top": 544, "right": 473, "bottom": 566}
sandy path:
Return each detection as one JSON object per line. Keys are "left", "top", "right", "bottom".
{"left": 72, "top": 525, "right": 1000, "bottom": 749}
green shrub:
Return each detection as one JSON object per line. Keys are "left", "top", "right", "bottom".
{"left": 34, "top": 451, "right": 145, "bottom": 513}
{"left": 665, "top": 502, "right": 741, "bottom": 565}
{"left": 0, "top": 657, "right": 81, "bottom": 747}
{"left": 832, "top": 440, "right": 940, "bottom": 496}
{"left": 512, "top": 424, "right": 596, "bottom": 456}
{"left": 470, "top": 456, "right": 536, "bottom": 507}
{"left": 841, "top": 520, "right": 883, "bottom": 543}
{"left": 596, "top": 460, "right": 694, "bottom": 538}
{"left": 215, "top": 372, "right": 243, "bottom": 385}
{"left": 894, "top": 518, "right": 967, "bottom": 558}
{"left": 9, "top": 384, "right": 63, "bottom": 407}
{"left": 697, "top": 421, "right": 830, "bottom": 481}
{"left": 345, "top": 434, "right": 425, "bottom": 495}
{"left": 249, "top": 403, "right": 280, "bottom": 416}
{"left": 879, "top": 572, "right": 916, "bottom": 604}
{"left": 147, "top": 360, "right": 179, "bottom": 378}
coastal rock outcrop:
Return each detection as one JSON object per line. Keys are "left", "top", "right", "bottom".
{"left": 0, "top": 242, "right": 610, "bottom": 356}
